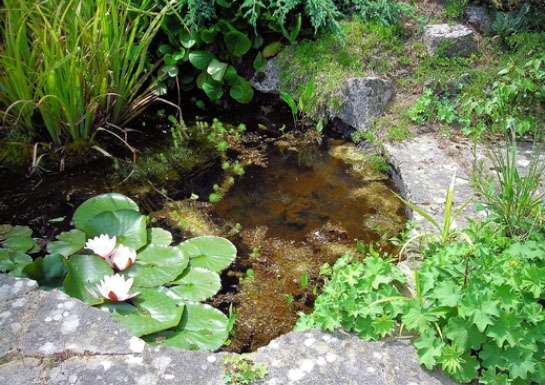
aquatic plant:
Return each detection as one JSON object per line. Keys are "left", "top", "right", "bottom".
{"left": 4, "top": 193, "right": 237, "bottom": 351}
{"left": 0, "top": 0, "right": 167, "bottom": 146}
{"left": 0, "top": 224, "right": 39, "bottom": 275}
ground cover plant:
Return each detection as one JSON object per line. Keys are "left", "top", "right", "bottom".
{"left": 0, "top": 193, "right": 238, "bottom": 351}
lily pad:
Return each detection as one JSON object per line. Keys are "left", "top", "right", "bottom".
{"left": 168, "top": 267, "right": 221, "bottom": 302}
{"left": 63, "top": 255, "right": 113, "bottom": 305}
{"left": 164, "top": 303, "right": 229, "bottom": 351}
{"left": 113, "top": 288, "right": 184, "bottom": 337}
{"left": 23, "top": 254, "right": 67, "bottom": 287}
{"left": 0, "top": 248, "right": 32, "bottom": 273}
{"left": 73, "top": 193, "right": 139, "bottom": 234}
{"left": 148, "top": 228, "right": 173, "bottom": 246}
{"left": 128, "top": 245, "right": 188, "bottom": 287}
{"left": 86, "top": 210, "right": 147, "bottom": 250}
{"left": 47, "top": 229, "right": 86, "bottom": 257}
{"left": 178, "top": 236, "right": 236, "bottom": 272}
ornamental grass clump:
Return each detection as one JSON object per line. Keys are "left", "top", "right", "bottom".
{"left": 0, "top": 0, "right": 167, "bottom": 146}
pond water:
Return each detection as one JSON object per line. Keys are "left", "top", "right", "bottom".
{"left": 209, "top": 141, "right": 406, "bottom": 352}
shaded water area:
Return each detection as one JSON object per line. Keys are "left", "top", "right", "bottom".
{"left": 207, "top": 141, "right": 406, "bottom": 352}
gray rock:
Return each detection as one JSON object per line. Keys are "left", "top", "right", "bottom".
{"left": 0, "top": 359, "right": 42, "bottom": 385}
{"left": 250, "top": 58, "right": 281, "bottom": 94}
{"left": 330, "top": 77, "right": 394, "bottom": 133}
{"left": 464, "top": 5, "right": 492, "bottom": 34}
{"left": 423, "top": 24, "right": 477, "bottom": 57}
{"left": 0, "top": 275, "right": 38, "bottom": 302}
{"left": 253, "top": 330, "right": 456, "bottom": 385}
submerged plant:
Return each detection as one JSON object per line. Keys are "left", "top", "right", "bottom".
{"left": 0, "top": 0, "right": 168, "bottom": 146}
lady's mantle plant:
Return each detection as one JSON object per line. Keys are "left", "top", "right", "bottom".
{"left": 297, "top": 224, "right": 545, "bottom": 384}
{"left": 3, "top": 193, "right": 237, "bottom": 351}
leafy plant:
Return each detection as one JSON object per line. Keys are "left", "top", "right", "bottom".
{"left": 0, "top": 225, "right": 39, "bottom": 275}
{"left": 224, "top": 355, "right": 268, "bottom": 385}
{"left": 0, "top": 0, "right": 167, "bottom": 146}
{"left": 299, "top": 223, "right": 545, "bottom": 384}
{"left": 7, "top": 193, "right": 237, "bottom": 351}
{"left": 473, "top": 141, "right": 545, "bottom": 238}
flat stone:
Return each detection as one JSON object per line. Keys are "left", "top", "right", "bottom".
{"left": 20, "top": 289, "right": 143, "bottom": 356}
{"left": 0, "top": 275, "right": 38, "bottom": 302}
{"left": 250, "top": 58, "right": 280, "bottom": 94}
{"left": 330, "top": 77, "right": 394, "bottom": 133}
{"left": 0, "top": 358, "right": 42, "bottom": 385}
{"left": 423, "top": 24, "right": 477, "bottom": 57}
{"left": 254, "top": 330, "right": 456, "bottom": 385}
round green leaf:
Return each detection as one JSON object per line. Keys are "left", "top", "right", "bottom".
{"left": 178, "top": 236, "right": 236, "bottom": 272}
{"left": 113, "top": 288, "right": 184, "bottom": 337}
{"left": 47, "top": 229, "right": 86, "bottom": 257}
{"left": 0, "top": 248, "right": 32, "bottom": 273}
{"left": 3, "top": 236, "right": 35, "bottom": 253}
{"left": 202, "top": 77, "right": 224, "bottom": 102}
{"left": 63, "top": 255, "right": 113, "bottom": 305}
{"left": 224, "top": 30, "right": 252, "bottom": 57}
{"left": 207, "top": 59, "right": 228, "bottom": 82}
{"left": 189, "top": 51, "right": 214, "bottom": 70}
{"left": 128, "top": 245, "right": 188, "bottom": 287}
{"left": 180, "top": 30, "right": 197, "bottom": 49}
{"left": 164, "top": 303, "right": 228, "bottom": 351}
{"left": 229, "top": 77, "right": 254, "bottom": 104}
{"left": 253, "top": 52, "right": 266, "bottom": 71}
{"left": 168, "top": 267, "right": 221, "bottom": 302}
{"left": 149, "top": 228, "right": 173, "bottom": 246}
{"left": 224, "top": 65, "right": 238, "bottom": 85}
{"left": 23, "top": 254, "right": 67, "bottom": 287}
{"left": 86, "top": 210, "right": 147, "bottom": 250}
{"left": 200, "top": 27, "right": 217, "bottom": 43}
{"left": 73, "top": 193, "right": 139, "bottom": 234}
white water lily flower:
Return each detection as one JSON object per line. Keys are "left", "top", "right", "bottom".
{"left": 85, "top": 234, "right": 116, "bottom": 259}
{"left": 110, "top": 245, "right": 136, "bottom": 271}
{"left": 97, "top": 274, "right": 138, "bottom": 302}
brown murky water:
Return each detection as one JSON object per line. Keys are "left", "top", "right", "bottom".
{"left": 209, "top": 141, "right": 406, "bottom": 352}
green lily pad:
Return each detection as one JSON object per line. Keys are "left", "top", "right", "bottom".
{"left": 23, "top": 253, "right": 67, "bottom": 287}
{"left": 148, "top": 228, "right": 173, "bottom": 246}
{"left": 164, "top": 303, "right": 228, "bottom": 351}
{"left": 128, "top": 245, "right": 188, "bottom": 287}
{"left": 63, "top": 255, "right": 113, "bottom": 305}
{"left": 178, "top": 236, "right": 236, "bottom": 272}
{"left": 86, "top": 210, "right": 147, "bottom": 250}
{"left": 47, "top": 229, "right": 86, "bottom": 257}
{"left": 0, "top": 248, "right": 32, "bottom": 273}
{"left": 113, "top": 288, "right": 184, "bottom": 337}
{"left": 73, "top": 193, "right": 139, "bottom": 234}
{"left": 168, "top": 267, "right": 221, "bottom": 302}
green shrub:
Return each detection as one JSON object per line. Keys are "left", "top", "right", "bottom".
{"left": 0, "top": 0, "right": 166, "bottom": 146}
{"left": 298, "top": 223, "right": 545, "bottom": 384}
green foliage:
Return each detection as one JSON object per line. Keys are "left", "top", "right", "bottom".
{"left": 6, "top": 193, "right": 237, "bottom": 352}
{"left": 0, "top": 0, "right": 166, "bottom": 146}
{"left": 473, "top": 142, "right": 545, "bottom": 238}
{"left": 352, "top": 0, "right": 415, "bottom": 25}
{"left": 299, "top": 223, "right": 545, "bottom": 384}
{"left": 224, "top": 355, "right": 268, "bottom": 385}
{"left": 0, "top": 225, "right": 39, "bottom": 275}
{"left": 444, "top": 0, "right": 469, "bottom": 19}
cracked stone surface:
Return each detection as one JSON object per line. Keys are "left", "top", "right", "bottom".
{"left": 0, "top": 274, "right": 457, "bottom": 385}
{"left": 384, "top": 134, "right": 544, "bottom": 231}
{"left": 423, "top": 24, "right": 477, "bottom": 57}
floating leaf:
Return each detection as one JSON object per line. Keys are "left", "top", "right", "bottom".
{"left": 148, "top": 228, "right": 173, "bottom": 246}
{"left": 47, "top": 229, "right": 86, "bottom": 257}
{"left": 128, "top": 245, "right": 188, "bottom": 287}
{"left": 178, "top": 236, "right": 236, "bottom": 272}
{"left": 113, "top": 288, "right": 184, "bottom": 337}
{"left": 23, "top": 254, "right": 67, "bottom": 287}
{"left": 86, "top": 210, "right": 147, "bottom": 250}
{"left": 168, "top": 267, "right": 221, "bottom": 301}
{"left": 73, "top": 193, "right": 139, "bottom": 234}
{"left": 63, "top": 255, "right": 113, "bottom": 305}
{"left": 164, "top": 303, "right": 228, "bottom": 351}
{"left": 0, "top": 248, "right": 32, "bottom": 273}
{"left": 224, "top": 30, "right": 252, "bottom": 57}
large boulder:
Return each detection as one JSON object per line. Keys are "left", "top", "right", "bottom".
{"left": 423, "top": 24, "right": 477, "bottom": 57}
{"left": 464, "top": 5, "right": 492, "bottom": 34}
{"left": 330, "top": 76, "right": 394, "bottom": 133}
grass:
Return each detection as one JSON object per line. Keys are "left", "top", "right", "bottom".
{"left": 0, "top": 0, "right": 167, "bottom": 146}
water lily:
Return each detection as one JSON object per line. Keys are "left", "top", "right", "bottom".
{"left": 97, "top": 274, "right": 138, "bottom": 302}
{"left": 85, "top": 234, "right": 116, "bottom": 259}
{"left": 110, "top": 245, "right": 136, "bottom": 271}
